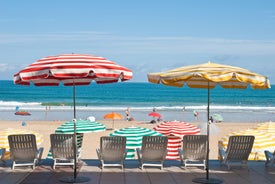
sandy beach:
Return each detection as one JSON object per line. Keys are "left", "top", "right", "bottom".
{"left": 0, "top": 120, "right": 263, "bottom": 160}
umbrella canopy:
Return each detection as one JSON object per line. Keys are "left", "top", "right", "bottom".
{"left": 13, "top": 53, "right": 132, "bottom": 182}
{"left": 103, "top": 112, "right": 124, "bottom": 120}
{"left": 154, "top": 121, "right": 200, "bottom": 160}
{"left": 255, "top": 121, "right": 275, "bottom": 134}
{"left": 211, "top": 114, "right": 223, "bottom": 122}
{"left": 148, "top": 62, "right": 270, "bottom": 89}
{"left": 103, "top": 112, "right": 124, "bottom": 130}
{"left": 148, "top": 61, "right": 270, "bottom": 183}
{"left": 14, "top": 53, "right": 132, "bottom": 86}
{"left": 0, "top": 128, "right": 43, "bottom": 159}
{"left": 14, "top": 53, "right": 132, "bottom": 118}
{"left": 148, "top": 112, "right": 162, "bottom": 118}
{"left": 110, "top": 127, "right": 162, "bottom": 159}
{"left": 219, "top": 128, "right": 275, "bottom": 160}
{"left": 55, "top": 119, "right": 106, "bottom": 133}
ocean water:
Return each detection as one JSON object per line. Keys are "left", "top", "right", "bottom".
{"left": 0, "top": 80, "right": 274, "bottom": 123}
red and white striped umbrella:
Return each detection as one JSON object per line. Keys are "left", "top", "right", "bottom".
{"left": 14, "top": 53, "right": 132, "bottom": 86}
{"left": 14, "top": 53, "right": 132, "bottom": 118}
{"left": 154, "top": 121, "right": 200, "bottom": 160}
{"left": 13, "top": 53, "right": 132, "bottom": 181}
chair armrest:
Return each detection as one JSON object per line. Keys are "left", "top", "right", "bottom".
{"left": 37, "top": 147, "right": 44, "bottom": 161}
{"left": 265, "top": 150, "right": 274, "bottom": 160}
{"left": 123, "top": 149, "right": 128, "bottom": 159}
{"left": 136, "top": 148, "right": 141, "bottom": 160}
{"left": 218, "top": 144, "right": 226, "bottom": 160}
{"left": 162, "top": 149, "right": 168, "bottom": 160}
{"left": 77, "top": 148, "right": 82, "bottom": 159}
{"left": 178, "top": 148, "right": 183, "bottom": 160}
{"left": 0, "top": 148, "right": 6, "bottom": 161}
{"left": 96, "top": 148, "right": 101, "bottom": 159}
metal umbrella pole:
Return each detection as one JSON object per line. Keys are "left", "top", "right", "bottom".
{"left": 192, "top": 82, "right": 223, "bottom": 184}
{"left": 59, "top": 84, "right": 90, "bottom": 183}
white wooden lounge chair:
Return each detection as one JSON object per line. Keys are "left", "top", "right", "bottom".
{"left": 264, "top": 150, "right": 275, "bottom": 167}
{"left": 96, "top": 136, "right": 127, "bottom": 169}
{"left": 178, "top": 135, "right": 207, "bottom": 169}
{"left": 8, "top": 134, "right": 44, "bottom": 170}
{"left": 50, "top": 134, "right": 76, "bottom": 169}
{"left": 219, "top": 135, "right": 255, "bottom": 170}
{"left": 136, "top": 136, "right": 168, "bottom": 170}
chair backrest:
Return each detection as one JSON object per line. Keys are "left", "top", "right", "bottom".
{"left": 182, "top": 135, "right": 207, "bottom": 160}
{"left": 141, "top": 136, "right": 168, "bottom": 161}
{"left": 8, "top": 134, "right": 38, "bottom": 161}
{"left": 226, "top": 135, "right": 255, "bottom": 161}
{"left": 100, "top": 136, "right": 127, "bottom": 161}
{"left": 50, "top": 134, "right": 74, "bottom": 159}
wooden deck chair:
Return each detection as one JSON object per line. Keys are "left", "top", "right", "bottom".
{"left": 219, "top": 135, "right": 255, "bottom": 170}
{"left": 178, "top": 135, "right": 207, "bottom": 169}
{"left": 96, "top": 136, "right": 127, "bottom": 169}
{"left": 8, "top": 134, "right": 44, "bottom": 170}
{"left": 264, "top": 150, "right": 275, "bottom": 167}
{"left": 136, "top": 136, "right": 168, "bottom": 170}
{"left": 50, "top": 134, "right": 76, "bottom": 169}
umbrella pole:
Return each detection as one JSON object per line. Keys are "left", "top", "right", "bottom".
{"left": 73, "top": 118, "right": 77, "bottom": 180}
{"left": 206, "top": 85, "right": 210, "bottom": 180}
{"left": 60, "top": 85, "right": 90, "bottom": 183}
{"left": 192, "top": 82, "right": 223, "bottom": 184}
{"left": 73, "top": 84, "right": 76, "bottom": 119}
{"left": 73, "top": 85, "right": 77, "bottom": 180}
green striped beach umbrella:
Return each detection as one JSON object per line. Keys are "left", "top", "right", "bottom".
{"left": 55, "top": 119, "right": 106, "bottom": 134}
{"left": 110, "top": 126, "right": 162, "bottom": 159}
{"left": 47, "top": 120, "right": 106, "bottom": 159}
{"left": 55, "top": 119, "right": 105, "bottom": 153}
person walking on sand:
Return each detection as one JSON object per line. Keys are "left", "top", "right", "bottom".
{"left": 125, "top": 107, "right": 130, "bottom": 121}
{"left": 193, "top": 110, "right": 199, "bottom": 121}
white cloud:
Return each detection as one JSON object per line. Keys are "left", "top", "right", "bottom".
{"left": 0, "top": 64, "right": 8, "bottom": 72}
{"left": 0, "top": 32, "right": 275, "bottom": 56}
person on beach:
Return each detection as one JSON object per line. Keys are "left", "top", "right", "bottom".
{"left": 182, "top": 106, "right": 186, "bottom": 111}
{"left": 125, "top": 107, "right": 130, "bottom": 121}
{"left": 193, "top": 110, "right": 199, "bottom": 121}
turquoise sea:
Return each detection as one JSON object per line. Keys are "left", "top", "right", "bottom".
{"left": 0, "top": 80, "right": 274, "bottom": 123}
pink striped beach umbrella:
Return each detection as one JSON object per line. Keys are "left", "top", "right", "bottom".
{"left": 153, "top": 121, "right": 200, "bottom": 160}
{"left": 13, "top": 53, "right": 132, "bottom": 182}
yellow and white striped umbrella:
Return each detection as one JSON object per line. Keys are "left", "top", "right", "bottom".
{"left": 219, "top": 128, "right": 275, "bottom": 160}
{"left": 148, "top": 62, "right": 270, "bottom": 181}
{"left": 255, "top": 121, "right": 275, "bottom": 135}
{"left": 148, "top": 62, "right": 270, "bottom": 89}
{"left": 0, "top": 128, "right": 43, "bottom": 159}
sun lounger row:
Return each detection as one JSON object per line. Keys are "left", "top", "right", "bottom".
{"left": 3, "top": 134, "right": 259, "bottom": 170}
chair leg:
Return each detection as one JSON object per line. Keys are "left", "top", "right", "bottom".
{"left": 12, "top": 161, "right": 15, "bottom": 170}
{"left": 53, "top": 159, "right": 56, "bottom": 170}
{"left": 32, "top": 160, "right": 36, "bottom": 170}
{"left": 101, "top": 160, "right": 104, "bottom": 169}
{"left": 183, "top": 160, "right": 187, "bottom": 169}
{"left": 121, "top": 161, "right": 124, "bottom": 169}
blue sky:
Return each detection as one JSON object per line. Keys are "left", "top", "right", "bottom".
{"left": 0, "top": 0, "right": 275, "bottom": 83}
